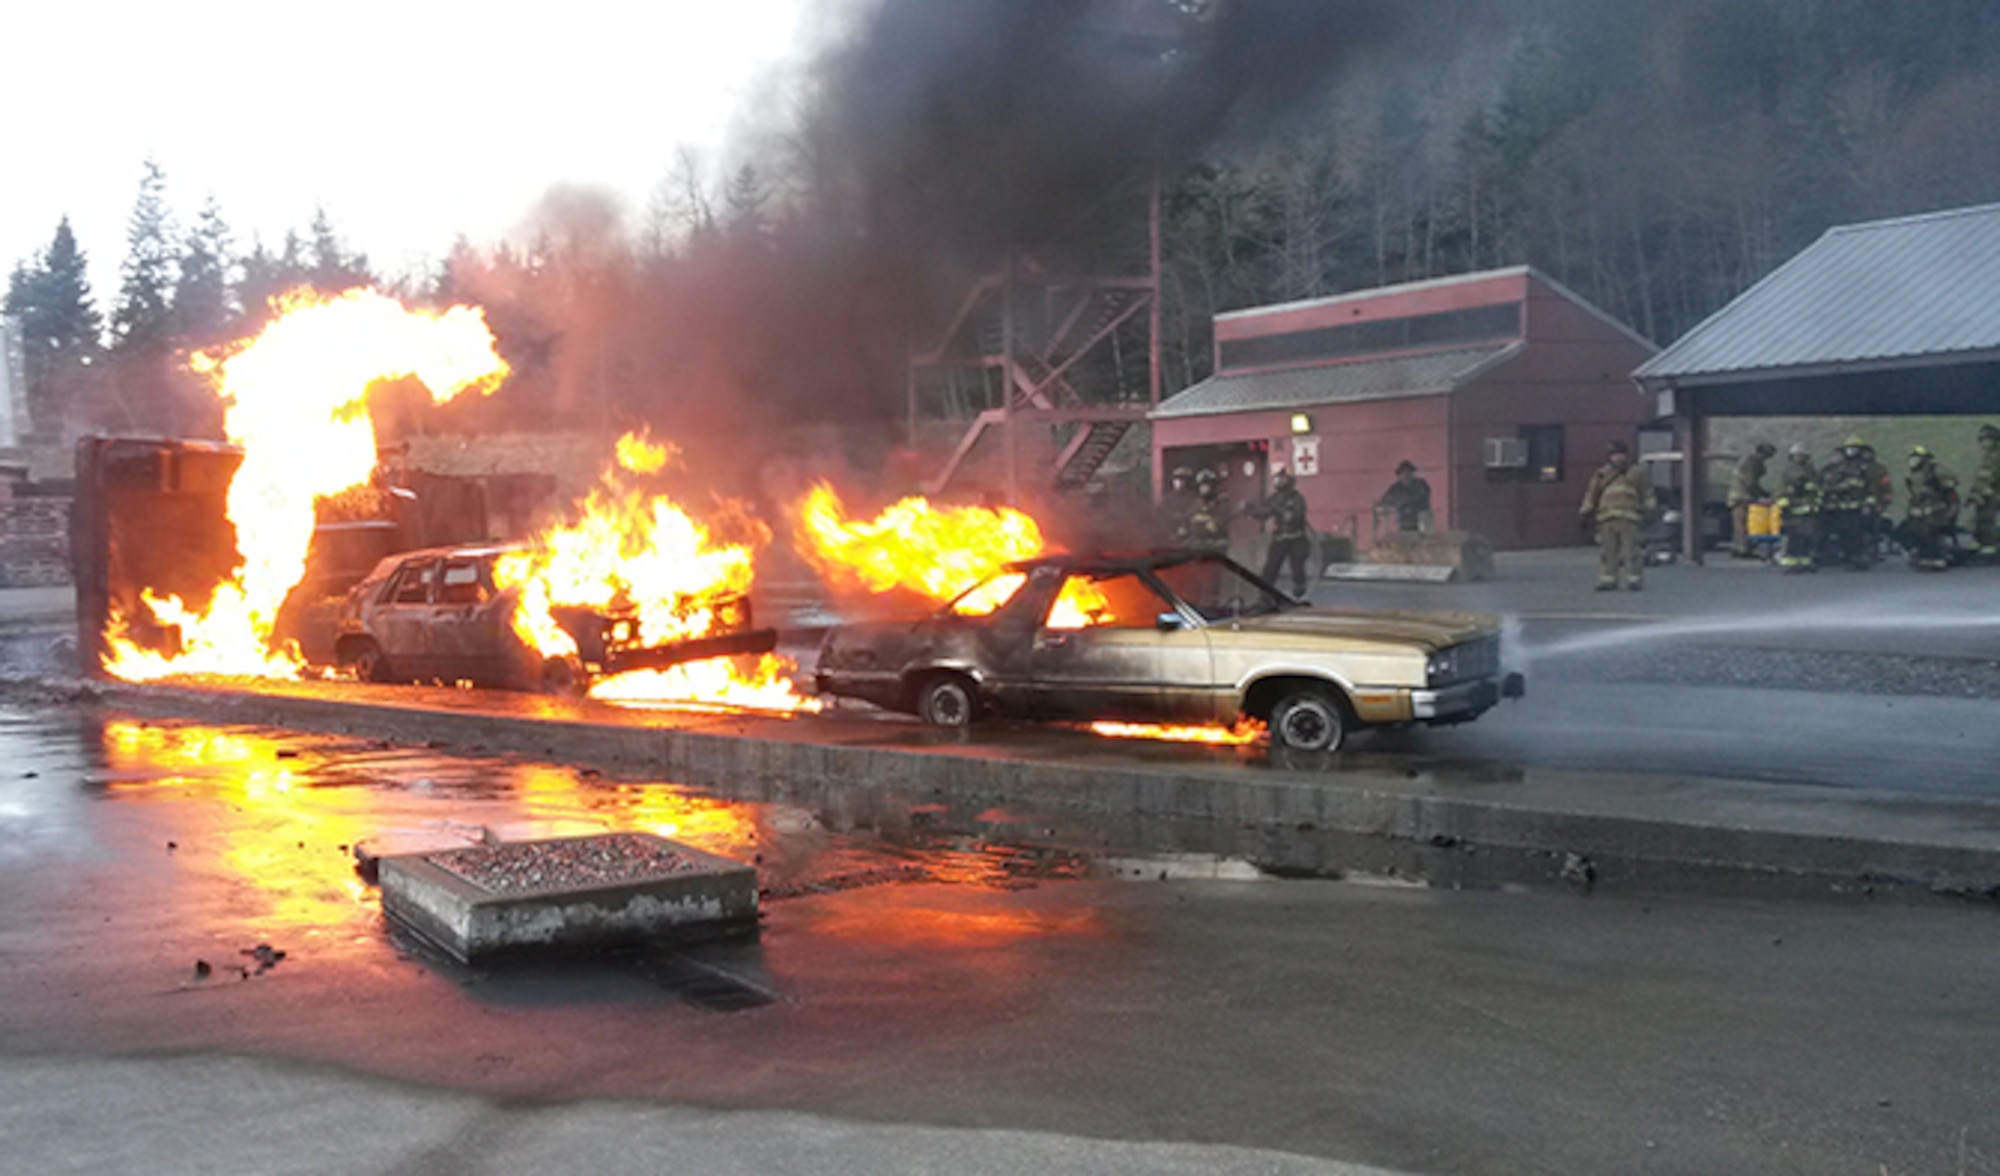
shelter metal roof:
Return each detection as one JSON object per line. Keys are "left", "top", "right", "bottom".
{"left": 1636, "top": 203, "right": 2000, "bottom": 386}
{"left": 1150, "top": 344, "right": 1519, "bottom": 420}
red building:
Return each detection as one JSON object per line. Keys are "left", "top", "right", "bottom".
{"left": 1150, "top": 267, "right": 1657, "bottom": 551}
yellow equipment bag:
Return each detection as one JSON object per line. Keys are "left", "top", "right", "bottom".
{"left": 1747, "top": 501, "right": 1780, "bottom": 537}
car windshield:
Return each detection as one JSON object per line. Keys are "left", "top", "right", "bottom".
{"left": 947, "top": 571, "right": 1028, "bottom": 617}
{"left": 1152, "top": 557, "right": 1294, "bottom": 621}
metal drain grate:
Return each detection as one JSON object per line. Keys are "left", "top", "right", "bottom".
{"left": 628, "top": 951, "right": 780, "bottom": 1012}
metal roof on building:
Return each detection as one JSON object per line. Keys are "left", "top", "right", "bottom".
{"left": 1150, "top": 343, "right": 1520, "bottom": 419}
{"left": 1636, "top": 202, "right": 2000, "bottom": 385}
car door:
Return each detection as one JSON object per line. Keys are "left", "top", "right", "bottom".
{"left": 1028, "top": 570, "right": 1192, "bottom": 721}
{"left": 1150, "top": 556, "right": 1285, "bottom": 723}
{"left": 1143, "top": 572, "right": 1220, "bottom": 723}
{"left": 371, "top": 558, "right": 439, "bottom": 679}
{"left": 428, "top": 555, "right": 509, "bottom": 685}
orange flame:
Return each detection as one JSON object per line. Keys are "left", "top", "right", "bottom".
{"left": 102, "top": 289, "right": 509, "bottom": 680}
{"left": 1086, "top": 719, "right": 1267, "bottom": 746}
{"left": 493, "top": 430, "right": 815, "bottom": 711}
{"left": 587, "top": 655, "right": 812, "bottom": 710}
{"left": 1046, "top": 577, "right": 1113, "bottom": 629}
{"left": 792, "top": 482, "right": 1047, "bottom": 604}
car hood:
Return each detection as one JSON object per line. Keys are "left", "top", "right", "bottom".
{"left": 1224, "top": 608, "right": 1498, "bottom": 651}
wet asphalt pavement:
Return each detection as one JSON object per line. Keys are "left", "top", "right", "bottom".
{"left": 5, "top": 555, "right": 2000, "bottom": 1171}
{"left": 3, "top": 706, "right": 1999, "bottom": 1175}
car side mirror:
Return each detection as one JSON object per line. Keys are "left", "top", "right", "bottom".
{"left": 1155, "top": 612, "right": 1184, "bottom": 632}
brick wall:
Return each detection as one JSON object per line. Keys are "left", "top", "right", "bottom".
{"left": 0, "top": 496, "right": 72, "bottom": 587}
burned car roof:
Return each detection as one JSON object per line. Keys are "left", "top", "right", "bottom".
{"left": 1001, "top": 549, "right": 1249, "bottom": 576}
{"left": 368, "top": 542, "right": 521, "bottom": 565}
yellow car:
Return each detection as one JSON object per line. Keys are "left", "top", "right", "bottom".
{"left": 813, "top": 552, "right": 1522, "bottom": 752}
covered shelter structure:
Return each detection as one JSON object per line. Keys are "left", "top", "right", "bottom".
{"left": 1635, "top": 202, "right": 2000, "bottom": 562}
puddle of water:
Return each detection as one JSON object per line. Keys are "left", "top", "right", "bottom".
{"left": 2, "top": 707, "right": 1184, "bottom": 1014}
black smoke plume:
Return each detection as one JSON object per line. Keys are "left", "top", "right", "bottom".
{"left": 449, "top": 1, "right": 1467, "bottom": 471}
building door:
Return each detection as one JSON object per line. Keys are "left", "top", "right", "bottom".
{"left": 1161, "top": 441, "right": 1269, "bottom": 559}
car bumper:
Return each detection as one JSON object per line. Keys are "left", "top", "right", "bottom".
{"left": 1411, "top": 675, "right": 1516, "bottom": 720}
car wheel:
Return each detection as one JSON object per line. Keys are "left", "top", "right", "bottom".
{"left": 1269, "top": 685, "right": 1348, "bottom": 753}
{"left": 349, "top": 640, "right": 391, "bottom": 684}
{"left": 915, "top": 674, "right": 978, "bottom": 728}
{"left": 539, "top": 656, "right": 585, "bottom": 697}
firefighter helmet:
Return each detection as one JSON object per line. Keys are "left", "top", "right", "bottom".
{"left": 1981, "top": 424, "right": 2000, "bottom": 442}
{"left": 1273, "top": 468, "right": 1295, "bottom": 491}
{"left": 1844, "top": 435, "right": 1867, "bottom": 449}
{"left": 1788, "top": 442, "right": 1809, "bottom": 457}
{"left": 1754, "top": 441, "right": 1776, "bottom": 458}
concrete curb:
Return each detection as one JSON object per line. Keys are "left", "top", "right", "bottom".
{"left": 91, "top": 680, "right": 2000, "bottom": 904}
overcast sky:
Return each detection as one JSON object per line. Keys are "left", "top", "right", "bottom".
{"left": 3, "top": 0, "right": 827, "bottom": 301}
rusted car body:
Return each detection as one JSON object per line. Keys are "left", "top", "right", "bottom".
{"left": 814, "top": 552, "right": 1521, "bottom": 751}
{"left": 333, "top": 545, "right": 774, "bottom": 692}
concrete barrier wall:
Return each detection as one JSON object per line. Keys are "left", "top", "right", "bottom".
{"left": 0, "top": 496, "right": 71, "bottom": 587}
{"left": 96, "top": 682, "right": 2000, "bottom": 904}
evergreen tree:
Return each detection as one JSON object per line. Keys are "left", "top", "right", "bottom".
{"left": 3, "top": 218, "right": 102, "bottom": 437}
{"left": 111, "top": 159, "right": 179, "bottom": 353}
{"left": 5, "top": 219, "right": 102, "bottom": 377}
{"left": 307, "top": 207, "right": 372, "bottom": 292}
{"left": 237, "top": 231, "right": 311, "bottom": 322}
{"left": 173, "top": 196, "right": 236, "bottom": 342}
{"left": 723, "top": 164, "right": 772, "bottom": 239}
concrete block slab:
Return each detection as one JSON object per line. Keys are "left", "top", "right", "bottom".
{"left": 1323, "top": 562, "right": 1459, "bottom": 583}
{"left": 378, "top": 832, "right": 757, "bottom": 963}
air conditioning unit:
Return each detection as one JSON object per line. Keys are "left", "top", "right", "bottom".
{"left": 1483, "top": 436, "right": 1528, "bottom": 469}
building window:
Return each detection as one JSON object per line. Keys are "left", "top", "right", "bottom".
{"left": 1218, "top": 302, "right": 1521, "bottom": 372}
{"left": 1520, "top": 425, "right": 1564, "bottom": 482}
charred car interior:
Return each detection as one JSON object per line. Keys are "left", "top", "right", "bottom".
{"left": 333, "top": 545, "right": 775, "bottom": 694}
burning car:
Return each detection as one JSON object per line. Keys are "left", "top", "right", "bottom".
{"left": 813, "top": 551, "right": 1522, "bottom": 752}
{"left": 333, "top": 544, "right": 776, "bottom": 693}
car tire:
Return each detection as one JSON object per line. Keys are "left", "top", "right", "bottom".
{"left": 1269, "top": 685, "right": 1348, "bottom": 753}
{"left": 540, "top": 656, "right": 585, "bottom": 697}
{"left": 349, "top": 640, "right": 392, "bottom": 684}
{"left": 915, "top": 673, "right": 979, "bottom": 729}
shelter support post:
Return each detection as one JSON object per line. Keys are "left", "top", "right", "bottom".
{"left": 1679, "top": 408, "right": 1704, "bottom": 565}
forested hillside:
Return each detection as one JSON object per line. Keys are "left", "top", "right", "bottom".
{"left": 9, "top": 0, "right": 1999, "bottom": 442}
{"left": 1156, "top": 0, "right": 2000, "bottom": 388}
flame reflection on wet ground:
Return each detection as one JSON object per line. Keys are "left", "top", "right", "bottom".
{"left": 4, "top": 712, "right": 1109, "bottom": 999}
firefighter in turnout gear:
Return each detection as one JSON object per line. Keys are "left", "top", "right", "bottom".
{"left": 1817, "top": 437, "right": 1882, "bottom": 569}
{"left": 1156, "top": 465, "right": 1196, "bottom": 545}
{"left": 1727, "top": 441, "right": 1777, "bottom": 558}
{"left": 1375, "top": 460, "right": 1433, "bottom": 534}
{"left": 1773, "top": 442, "right": 1820, "bottom": 573}
{"left": 1245, "top": 467, "right": 1313, "bottom": 598}
{"left": 1178, "top": 467, "right": 1231, "bottom": 555}
{"left": 1860, "top": 443, "right": 1895, "bottom": 551}
{"left": 1898, "top": 446, "right": 1959, "bottom": 572}
{"left": 1579, "top": 440, "right": 1656, "bottom": 591}
{"left": 1967, "top": 423, "right": 2000, "bottom": 557}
